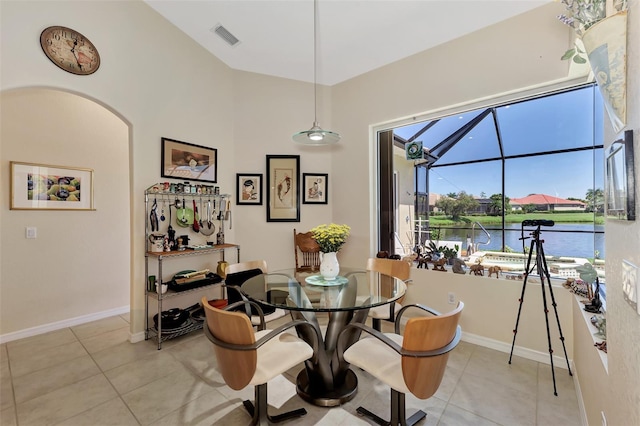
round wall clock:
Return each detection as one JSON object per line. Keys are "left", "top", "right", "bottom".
{"left": 40, "top": 26, "right": 100, "bottom": 75}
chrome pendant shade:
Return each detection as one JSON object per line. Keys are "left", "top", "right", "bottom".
{"left": 293, "top": 0, "right": 340, "bottom": 145}
{"left": 293, "top": 121, "right": 340, "bottom": 145}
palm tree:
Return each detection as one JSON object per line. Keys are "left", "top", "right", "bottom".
{"left": 585, "top": 188, "right": 604, "bottom": 212}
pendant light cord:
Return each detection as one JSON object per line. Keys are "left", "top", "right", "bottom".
{"left": 292, "top": 0, "right": 340, "bottom": 144}
{"left": 313, "top": 0, "right": 318, "bottom": 124}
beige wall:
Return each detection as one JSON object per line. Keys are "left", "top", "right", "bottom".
{"left": 0, "top": 89, "right": 130, "bottom": 334}
{"left": 231, "top": 70, "right": 333, "bottom": 268}
{"left": 330, "top": 3, "right": 574, "bottom": 269}
{"left": 404, "top": 269, "right": 574, "bottom": 360}
{"left": 0, "top": 0, "right": 235, "bottom": 338}
{"left": 572, "top": 297, "right": 609, "bottom": 425}
{"left": 2, "top": 1, "right": 639, "bottom": 423}
{"left": 596, "top": 2, "right": 640, "bottom": 425}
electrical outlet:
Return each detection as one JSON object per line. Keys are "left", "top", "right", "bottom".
{"left": 448, "top": 292, "right": 455, "bottom": 304}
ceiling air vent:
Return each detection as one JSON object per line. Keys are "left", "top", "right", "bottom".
{"left": 212, "top": 24, "right": 240, "bottom": 47}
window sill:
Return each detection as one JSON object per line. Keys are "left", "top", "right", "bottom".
{"left": 575, "top": 294, "right": 608, "bottom": 373}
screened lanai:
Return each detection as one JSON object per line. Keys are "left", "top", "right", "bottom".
{"left": 381, "top": 83, "right": 605, "bottom": 265}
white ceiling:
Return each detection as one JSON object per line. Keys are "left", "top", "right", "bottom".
{"left": 145, "top": 0, "right": 551, "bottom": 86}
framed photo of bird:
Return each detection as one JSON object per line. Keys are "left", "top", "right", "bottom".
{"left": 266, "top": 155, "right": 300, "bottom": 222}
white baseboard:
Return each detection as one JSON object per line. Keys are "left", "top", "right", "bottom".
{"left": 398, "top": 316, "right": 575, "bottom": 370}
{"left": 0, "top": 306, "right": 130, "bottom": 344}
{"left": 129, "top": 331, "right": 146, "bottom": 343}
{"left": 572, "top": 370, "right": 589, "bottom": 426}
{"left": 462, "top": 331, "right": 573, "bottom": 370}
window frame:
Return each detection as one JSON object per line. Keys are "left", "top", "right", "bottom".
{"left": 375, "top": 82, "right": 605, "bottom": 289}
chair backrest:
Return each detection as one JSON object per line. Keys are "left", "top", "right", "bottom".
{"left": 224, "top": 260, "right": 276, "bottom": 315}
{"left": 401, "top": 301, "right": 464, "bottom": 399}
{"left": 226, "top": 259, "right": 267, "bottom": 275}
{"left": 366, "top": 257, "right": 411, "bottom": 281}
{"left": 202, "top": 295, "right": 257, "bottom": 390}
{"left": 294, "top": 229, "right": 321, "bottom": 272}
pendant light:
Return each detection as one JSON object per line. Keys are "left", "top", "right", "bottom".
{"left": 292, "top": 0, "right": 340, "bottom": 145}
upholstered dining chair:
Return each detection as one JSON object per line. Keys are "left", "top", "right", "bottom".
{"left": 224, "top": 259, "right": 287, "bottom": 326}
{"left": 202, "top": 296, "right": 321, "bottom": 425}
{"left": 338, "top": 301, "right": 464, "bottom": 426}
{"left": 293, "top": 229, "right": 321, "bottom": 274}
{"left": 366, "top": 257, "right": 411, "bottom": 331}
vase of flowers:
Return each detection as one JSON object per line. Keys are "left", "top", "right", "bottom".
{"left": 319, "top": 251, "right": 340, "bottom": 280}
{"left": 310, "top": 223, "right": 350, "bottom": 280}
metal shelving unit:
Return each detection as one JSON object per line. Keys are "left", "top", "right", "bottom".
{"left": 144, "top": 188, "right": 239, "bottom": 349}
{"left": 145, "top": 245, "right": 240, "bottom": 349}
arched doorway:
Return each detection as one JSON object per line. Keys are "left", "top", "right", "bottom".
{"left": 0, "top": 87, "right": 131, "bottom": 339}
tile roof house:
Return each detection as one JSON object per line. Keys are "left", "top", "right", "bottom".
{"left": 510, "top": 194, "right": 586, "bottom": 211}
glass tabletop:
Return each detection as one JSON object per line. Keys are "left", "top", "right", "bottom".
{"left": 240, "top": 267, "right": 406, "bottom": 312}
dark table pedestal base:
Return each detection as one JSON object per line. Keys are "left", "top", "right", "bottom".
{"left": 296, "top": 368, "right": 358, "bottom": 407}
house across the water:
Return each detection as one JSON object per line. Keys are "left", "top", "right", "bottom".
{"left": 510, "top": 193, "right": 586, "bottom": 212}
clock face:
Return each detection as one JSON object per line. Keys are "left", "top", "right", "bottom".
{"left": 40, "top": 26, "right": 100, "bottom": 75}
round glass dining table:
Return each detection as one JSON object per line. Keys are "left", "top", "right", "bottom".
{"left": 239, "top": 267, "right": 407, "bottom": 407}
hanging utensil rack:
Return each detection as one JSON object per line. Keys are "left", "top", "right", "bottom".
{"left": 144, "top": 184, "right": 239, "bottom": 349}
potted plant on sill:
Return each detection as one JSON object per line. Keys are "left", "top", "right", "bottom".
{"left": 424, "top": 240, "right": 445, "bottom": 261}
{"left": 442, "top": 245, "right": 460, "bottom": 266}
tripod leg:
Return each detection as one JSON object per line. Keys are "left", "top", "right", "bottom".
{"left": 538, "top": 243, "right": 573, "bottom": 378}
{"left": 509, "top": 238, "right": 536, "bottom": 364}
{"left": 535, "top": 241, "right": 559, "bottom": 396}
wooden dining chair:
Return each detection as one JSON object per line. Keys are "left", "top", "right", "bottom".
{"left": 294, "top": 229, "right": 321, "bottom": 273}
{"left": 224, "top": 260, "right": 287, "bottom": 326}
{"left": 339, "top": 301, "right": 464, "bottom": 426}
{"left": 366, "top": 257, "right": 411, "bottom": 331}
{"left": 202, "top": 296, "right": 320, "bottom": 425}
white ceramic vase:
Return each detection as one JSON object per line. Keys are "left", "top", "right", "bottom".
{"left": 320, "top": 252, "right": 339, "bottom": 280}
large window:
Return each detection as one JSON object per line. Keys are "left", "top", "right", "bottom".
{"left": 379, "top": 84, "right": 605, "bottom": 281}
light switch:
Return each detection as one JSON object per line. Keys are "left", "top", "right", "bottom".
{"left": 26, "top": 227, "right": 37, "bottom": 239}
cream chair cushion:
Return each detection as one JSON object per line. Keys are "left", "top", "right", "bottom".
{"left": 250, "top": 329, "right": 313, "bottom": 386}
{"left": 368, "top": 302, "right": 402, "bottom": 320}
{"left": 343, "top": 333, "right": 410, "bottom": 394}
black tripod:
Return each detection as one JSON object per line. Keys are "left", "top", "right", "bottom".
{"left": 508, "top": 220, "right": 572, "bottom": 396}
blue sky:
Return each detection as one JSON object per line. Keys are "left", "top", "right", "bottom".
{"left": 427, "top": 150, "right": 603, "bottom": 200}
{"left": 397, "top": 85, "right": 604, "bottom": 200}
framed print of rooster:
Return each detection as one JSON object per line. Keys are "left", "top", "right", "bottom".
{"left": 266, "top": 155, "right": 300, "bottom": 222}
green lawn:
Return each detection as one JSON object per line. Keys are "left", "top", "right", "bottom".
{"left": 429, "top": 212, "right": 604, "bottom": 226}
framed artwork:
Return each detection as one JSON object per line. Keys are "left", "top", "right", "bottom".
{"left": 236, "top": 173, "right": 262, "bottom": 205}
{"left": 161, "top": 137, "right": 217, "bottom": 183}
{"left": 10, "top": 161, "right": 94, "bottom": 210}
{"left": 303, "top": 173, "right": 328, "bottom": 204}
{"left": 605, "top": 130, "right": 635, "bottom": 221}
{"left": 266, "top": 155, "right": 300, "bottom": 222}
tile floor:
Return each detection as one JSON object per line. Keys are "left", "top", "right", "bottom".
{"left": 0, "top": 313, "right": 581, "bottom": 426}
